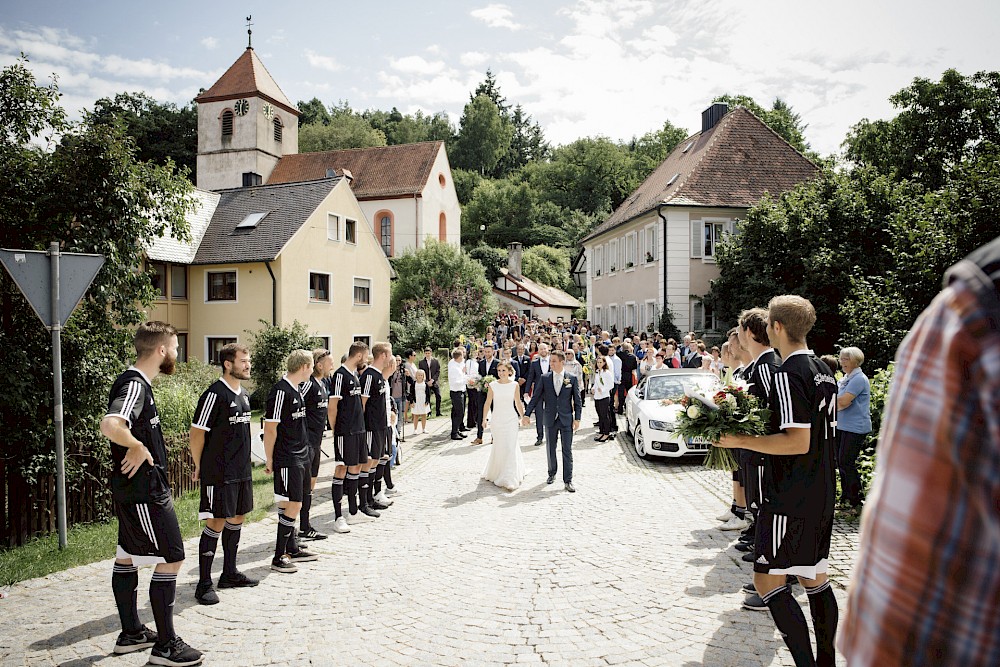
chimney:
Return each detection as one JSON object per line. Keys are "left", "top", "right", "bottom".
{"left": 508, "top": 242, "right": 523, "bottom": 277}
{"left": 701, "top": 102, "right": 729, "bottom": 133}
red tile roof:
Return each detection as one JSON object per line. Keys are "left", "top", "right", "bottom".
{"left": 582, "top": 108, "right": 817, "bottom": 242}
{"left": 267, "top": 141, "right": 445, "bottom": 199}
{"left": 195, "top": 48, "right": 298, "bottom": 116}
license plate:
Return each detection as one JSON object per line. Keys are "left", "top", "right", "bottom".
{"left": 687, "top": 439, "right": 711, "bottom": 451}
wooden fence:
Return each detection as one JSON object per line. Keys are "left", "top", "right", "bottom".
{"left": 1, "top": 440, "right": 197, "bottom": 549}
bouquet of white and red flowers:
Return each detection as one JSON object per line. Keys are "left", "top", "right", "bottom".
{"left": 669, "top": 374, "right": 771, "bottom": 471}
{"left": 475, "top": 375, "right": 497, "bottom": 392}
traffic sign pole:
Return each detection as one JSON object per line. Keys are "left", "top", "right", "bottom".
{"left": 49, "top": 242, "right": 68, "bottom": 549}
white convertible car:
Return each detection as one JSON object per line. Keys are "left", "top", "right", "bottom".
{"left": 624, "top": 369, "right": 722, "bottom": 458}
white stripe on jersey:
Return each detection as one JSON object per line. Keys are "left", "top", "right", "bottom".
{"left": 194, "top": 391, "right": 217, "bottom": 429}
{"left": 776, "top": 373, "right": 793, "bottom": 427}
{"left": 334, "top": 373, "right": 343, "bottom": 398}
{"left": 363, "top": 373, "right": 373, "bottom": 397}
{"left": 272, "top": 390, "right": 285, "bottom": 420}
{"left": 137, "top": 504, "right": 159, "bottom": 549}
{"left": 300, "top": 380, "right": 312, "bottom": 398}
{"left": 757, "top": 365, "right": 773, "bottom": 401}
{"left": 116, "top": 380, "right": 144, "bottom": 421}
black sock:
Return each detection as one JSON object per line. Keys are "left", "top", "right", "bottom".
{"left": 332, "top": 478, "right": 344, "bottom": 518}
{"left": 287, "top": 518, "right": 299, "bottom": 553}
{"left": 222, "top": 521, "right": 241, "bottom": 576}
{"left": 734, "top": 505, "right": 747, "bottom": 520}
{"left": 358, "top": 472, "right": 370, "bottom": 508}
{"left": 112, "top": 563, "right": 141, "bottom": 634}
{"left": 197, "top": 526, "right": 220, "bottom": 585}
{"left": 806, "top": 581, "right": 839, "bottom": 667}
{"left": 300, "top": 489, "right": 313, "bottom": 532}
{"left": 382, "top": 464, "right": 394, "bottom": 490}
{"left": 149, "top": 572, "right": 177, "bottom": 643}
{"left": 762, "top": 585, "right": 815, "bottom": 666}
{"left": 346, "top": 474, "right": 359, "bottom": 514}
{"left": 275, "top": 512, "right": 294, "bottom": 559}
{"left": 373, "top": 463, "right": 385, "bottom": 495}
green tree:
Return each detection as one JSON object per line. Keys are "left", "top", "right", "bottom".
{"left": 461, "top": 178, "right": 535, "bottom": 247}
{"left": 468, "top": 243, "right": 508, "bottom": 283}
{"left": 627, "top": 120, "right": 689, "bottom": 179}
{"left": 297, "top": 97, "right": 332, "bottom": 126}
{"left": 713, "top": 94, "right": 810, "bottom": 154}
{"left": 527, "top": 137, "right": 636, "bottom": 216}
{"left": 522, "top": 245, "right": 570, "bottom": 289}
{"left": 450, "top": 94, "right": 513, "bottom": 175}
{"left": 499, "top": 104, "right": 549, "bottom": 174}
{"left": 0, "top": 58, "right": 193, "bottom": 512}
{"left": 299, "top": 114, "right": 387, "bottom": 152}
{"left": 91, "top": 91, "right": 197, "bottom": 181}
{"left": 451, "top": 167, "right": 483, "bottom": 205}
{"left": 244, "top": 320, "right": 320, "bottom": 407}
{"left": 390, "top": 240, "right": 498, "bottom": 348}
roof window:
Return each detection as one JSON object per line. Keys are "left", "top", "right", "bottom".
{"left": 236, "top": 212, "right": 269, "bottom": 230}
{"left": 666, "top": 173, "right": 680, "bottom": 186}
{"left": 682, "top": 140, "right": 695, "bottom": 153}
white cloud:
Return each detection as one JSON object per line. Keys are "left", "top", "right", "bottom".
{"left": 470, "top": 4, "right": 524, "bottom": 31}
{"left": 304, "top": 50, "right": 342, "bottom": 72}
{"left": 426, "top": 44, "right": 443, "bottom": 55}
{"left": 200, "top": 37, "right": 218, "bottom": 50}
{"left": 390, "top": 55, "right": 446, "bottom": 76}
{"left": 460, "top": 51, "right": 490, "bottom": 68}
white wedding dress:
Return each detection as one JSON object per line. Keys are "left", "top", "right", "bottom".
{"left": 481, "top": 380, "right": 526, "bottom": 491}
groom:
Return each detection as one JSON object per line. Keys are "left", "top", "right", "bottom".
{"left": 522, "top": 350, "right": 582, "bottom": 492}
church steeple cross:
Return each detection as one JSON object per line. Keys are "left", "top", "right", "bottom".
{"left": 246, "top": 15, "right": 253, "bottom": 49}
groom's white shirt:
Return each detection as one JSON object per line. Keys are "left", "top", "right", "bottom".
{"left": 448, "top": 358, "right": 468, "bottom": 392}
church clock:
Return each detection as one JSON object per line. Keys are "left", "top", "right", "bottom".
{"left": 261, "top": 102, "right": 274, "bottom": 120}
{"left": 234, "top": 99, "right": 250, "bottom": 116}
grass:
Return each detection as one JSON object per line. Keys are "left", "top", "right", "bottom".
{"left": 0, "top": 466, "right": 275, "bottom": 587}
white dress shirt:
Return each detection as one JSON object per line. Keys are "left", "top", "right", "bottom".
{"left": 448, "top": 358, "right": 468, "bottom": 392}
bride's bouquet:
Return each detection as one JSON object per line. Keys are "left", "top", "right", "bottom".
{"left": 475, "top": 374, "right": 497, "bottom": 392}
{"left": 669, "top": 373, "right": 771, "bottom": 471}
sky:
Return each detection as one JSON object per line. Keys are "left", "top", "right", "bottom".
{"left": 1, "top": 0, "right": 998, "bottom": 157}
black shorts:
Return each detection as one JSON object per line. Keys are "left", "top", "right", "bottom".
{"left": 273, "top": 464, "right": 306, "bottom": 503}
{"left": 199, "top": 479, "right": 254, "bottom": 520}
{"left": 335, "top": 433, "right": 367, "bottom": 466}
{"left": 308, "top": 445, "right": 322, "bottom": 477}
{"left": 115, "top": 495, "right": 185, "bottom": 566}
{"left": 753, "top": 509, "right": 833, "bottom": 579}
{"left": 366, "top": 429, "right": 391, "bottom": 460}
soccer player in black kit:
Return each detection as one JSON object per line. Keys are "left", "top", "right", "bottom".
{"left": 328, "top": 341, "right": 369, "bottom": 528}
{"left": 360, "top": 342, "right": 394, "bottom": 514}
{"left": 100, "top": 321, "right": 203, "bottom": 666}
{"left": 719, "top": 295, "right": 839, "bottom": 667}
{"left": 298, "top": 347, "right": 334, "bottom": 540}
{"left": 189, "top": 343, "right": 259, "bottom": 605}
{"left": 263, "top": 349, "right": 319, "bottom": 573}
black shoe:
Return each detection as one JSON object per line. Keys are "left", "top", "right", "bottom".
{"left": 114, "top": 625, "right": 158, "bottom": 654}
{"left": 271, "top": 555, "right": 297, "bottom": 573}
{"left": 194, "top": 581, "right": 219, "bottom": 605}
{"left": 360, "top": 505, "right": 381, "bottom": 518}
{"left": 741, "top": 582, "right": 756, "bottom": 594}
{"left": 371, "top": 500, "right": 390, "bottom": 510}
{"left": 741, "top": 552, "right": 755, "bottom": 563}
{"left": 217, "top": 571, "right": 259, "bottom": 588}
{"left": 149, "top": 635, "right": 204, "bottom": 666}
{"left": 534, "top": 439, "right": 544, "bottom": 447}
{"left": 287, "top": 548, "right": 319, "bottom": 562}
{"left": 298, "top": 528, "right": 328, "bottom": 541}
{"left": 564, "top": 482, "right": 576, "bottom": 493}
{"left": 734, "top": 542, "right": 753, "bottom": 552}
{"left": 436, "top": 412, "right": 442, "bottom": 417}
{"left": 742, "top": 593, "right": 768, "bottom": 611}
{"left": 546, "top": 475, "right": 555, "bottom": 484}
{"left": 451, "top": 434, "right": 464, "bottom": 440}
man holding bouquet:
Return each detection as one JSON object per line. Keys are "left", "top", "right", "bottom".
{"left": 717, "top": 295, "right": 839, "bottom": 667}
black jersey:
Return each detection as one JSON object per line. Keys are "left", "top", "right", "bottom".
{"left": 330, "top": 366, "right": 365, "bottom": 435}
{"left": 747, "top": 349, "right": 778, "bottom": 409}
{"left": 763, "top": 350, "right": 838, "bottom": 518}
{"left": 191, "top": 379, "right": 252, "bottom": 484}
{"left": 105, "top": 367, "right": 169, "bottom": 503}
{"left": 300, "top": 375, "right": 330, "bottom": 442}
{"left": 360, "top": 366, "right": 389, "bottom": 431}
{"left": 265, "top": 377, "right": 310, "bottom": 467}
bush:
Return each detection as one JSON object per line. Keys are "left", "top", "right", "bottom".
{"left": 245, "top": 320, "right": 320, "bottom": 408}
{"left": 657, "top": 305, "right": 682, "bottom": 342}
{"left": 152, "top": 359, "right": 220, "bottom": 434}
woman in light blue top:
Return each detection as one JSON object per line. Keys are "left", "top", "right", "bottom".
{"left": 837, "top": 347, "right": 872, "bottom": 512}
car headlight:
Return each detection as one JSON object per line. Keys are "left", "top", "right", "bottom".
{"left": 647, "top": 419, "right": 675, "bottom": 431}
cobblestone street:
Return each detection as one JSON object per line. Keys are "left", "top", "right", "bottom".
{"left": 1, "top": 401, "right": 857, "bottom": 666}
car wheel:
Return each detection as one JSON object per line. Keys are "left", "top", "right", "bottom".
{"left": 634, "top": 425, "right": 648, "bottom": 459}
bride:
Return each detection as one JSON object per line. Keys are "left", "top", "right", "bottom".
{"left": 480, "top": 360, "right": 527, "bottom": 491}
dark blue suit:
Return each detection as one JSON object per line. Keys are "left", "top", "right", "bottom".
{"left": 524, "top": 356, "right": 551, "bottom": 441}
{"left": 525, "top": 372, "right": 582, "bottom": 483}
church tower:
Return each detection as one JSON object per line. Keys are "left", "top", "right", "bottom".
{"left": 195, "top": 47, "right": 300, "bottom": 191}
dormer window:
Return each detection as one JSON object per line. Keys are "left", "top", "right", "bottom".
{"left": 221, "top": 110, "right": 234, "bottom": 138}
{"left": 273, "top": 117, "right": 283, "bottom": 143}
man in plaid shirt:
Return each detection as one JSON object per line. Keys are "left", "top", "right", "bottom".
{"left": 840, "top": 236, "right": 1000, "bottom": 666}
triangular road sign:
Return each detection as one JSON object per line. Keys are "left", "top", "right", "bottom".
{"left": 0, "top": 248, "right": 105, "bottom": 328}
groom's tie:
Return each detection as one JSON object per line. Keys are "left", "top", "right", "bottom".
{"left": 554, "top": 373, "right": 562, "bottom": 395}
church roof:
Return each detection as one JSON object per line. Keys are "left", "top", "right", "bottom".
{"left": 195, "top": 48, "right": 299, "bottom": 116}
{"left": 266, "top": 141, "right": 444, "bottom": 199}
{"left": 581, "top": 108, "right": 817, "bottom": 243}
{"left": 192, "top": 178, "right": 342, "bottom": 264}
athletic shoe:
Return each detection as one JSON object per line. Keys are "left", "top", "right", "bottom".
{"left": 149, "top": 636, "right": 204, "bottom": 666}
{"left": 113, "top": 625, "right": 158, "bottom": 654}
{"left": 742, "top": 593, "right": 768, "bottom": 611}
{"left": 371, "top": 500, "right": 390, "bottom": 510}
{"left": 741, "top": 552, "right": 755, "bottom": 563}
{"left": 298, "top": 528, "right": 328, "bottom": 541}
{"left": 716, "top": 508, "right": 735, "bottom": 522}
{"left": 217, "top": 571, "right": 259, "bottom": 588}
{"left": 332, "top": 516, "right": 350, "bottom": 533}
{"left": 270, "top": 555, "right": 297, "bottom": 573}
{"left": 385, "top": 487, "right": 399, "bottom": 496}
{"left": 734, "top": 541, "right": 753, "bottom": 553}
{"left": 287, "top": 548, "right": 319, "bottom": 562}
{"left": 374, "top": 490, "right": 394, "bottom": 506}
{"left": 741, "top": 582, "right": 756, "bottom": 594}
{"left": 718, "top": 516, "right": 750, "bottom": 531}
{"left": 359, "top": 505, "right": 381, "bottom": 518}
{"left": 194, "top": 581, "right": 219, "bottom": 605}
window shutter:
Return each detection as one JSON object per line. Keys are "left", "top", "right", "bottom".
{"left": 691, "top": 221, "right": 704, "bottom": 258}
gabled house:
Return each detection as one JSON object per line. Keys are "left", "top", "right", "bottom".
{"left": 579, "top": 103, "right": 818, "bottom": 336}
{"left": 493, "top": 243, "right": 581, "bottom": 322}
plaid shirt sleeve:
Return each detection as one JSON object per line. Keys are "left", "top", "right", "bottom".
{"left": 839, "top": 257, "right": 1000, "bottom": 666}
